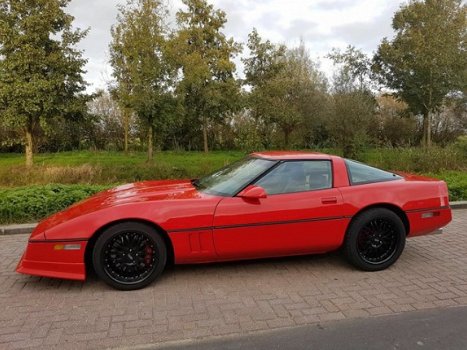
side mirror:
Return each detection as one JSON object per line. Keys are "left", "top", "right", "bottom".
{"left": 238, "top": 185, "right": 267, "bottom": 200}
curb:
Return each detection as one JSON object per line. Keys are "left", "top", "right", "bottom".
{"left": 0, "top": 223, "right": 37, "bottom": 236}
{"left": 451, "top": 201, "right": 467, "bottom": 210}
{"left": 1, "top": 202, "right": 466, "bottom": 236}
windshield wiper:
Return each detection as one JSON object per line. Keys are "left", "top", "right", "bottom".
{"left": 191, "top": 179, "right": 200, "bottom": 188}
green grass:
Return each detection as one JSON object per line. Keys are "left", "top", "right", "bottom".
{"left": 0, "top": 150, "right": 245, "bottom": 187}
{"left": 0, "top": 148, "right": 465, "bottom": 224}
{"left": 0, "top": 150, "right": 245, "bottom": 167}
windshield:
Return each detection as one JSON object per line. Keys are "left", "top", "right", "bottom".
{"left": 195, "top": 157, "right": 277, "bottom": 196}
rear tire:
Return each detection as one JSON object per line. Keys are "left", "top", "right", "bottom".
{"left": 93, "top": 222, "right": 167, "bottom": 290}
{"left": 344, "top": 208, "right": 406, "bottom": 271}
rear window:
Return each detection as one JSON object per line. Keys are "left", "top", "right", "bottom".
{"left": 345, "top": 159, "right": 401, "bottom": 185}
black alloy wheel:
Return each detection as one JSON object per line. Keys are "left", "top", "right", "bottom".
{"left": 356, "top": 217, "right": 399, "bottom": 264}
{"left": 344, "top": 208, "right": 406, "bottom": 271}
{"left": 93, "top": 222, "right": 167, "bottom": 290}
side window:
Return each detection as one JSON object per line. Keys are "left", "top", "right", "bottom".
{"left": 255, "top": 160, "right": 332, "bottom": 195}
{"left": 345, "top": 159, "right": 401, "bottom": 185}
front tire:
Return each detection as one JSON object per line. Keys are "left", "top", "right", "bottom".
{"left": 92, "top": 222, "right": 167, "bottom": 290}
{"left": 344, "top": 208, "right": 406, "bottom": 271}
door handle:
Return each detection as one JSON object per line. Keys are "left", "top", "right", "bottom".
{"left": 321, "top": 197, "right": 337, "bottom": 204}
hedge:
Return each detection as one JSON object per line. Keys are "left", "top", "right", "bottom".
{"left": 0, "top": 184, "right": 108, "bottom": 225}
{"left": 0, "top": 177, "right": 465, "bottom": 225}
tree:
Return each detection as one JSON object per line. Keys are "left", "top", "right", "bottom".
{"left": 373, "top": 0, "right": 466, "bottom": 148}
{"left": 172, "top": 0, "right": 241, "bottom": 153}
{"left": 242, "top": 29, "right": 286, "bottom": 148}
{"left": 0, "top": 0, "right": 88, "bottom": 166}
{"left": 265, "top": 43, "right": 327, "bottom": 147}
{"left": 109, "top": 87, "right": 131, "bottom": 153}
{"left": 431, "top": 96, "right": 467, "bottom": 145}
{"left": 328, "top": 46, "right": 377, "bottom": 158}
{"left": 87, "top": 90, "right": 129, "bottom": 151}
{"left": 243, "top": 32, "right": 328, "bottom": 148}
{"left": 375, "top": 95, "right": 417, "bottom": 147}
{"left": 110, "top": 0, "right": 174, "bottom": 161}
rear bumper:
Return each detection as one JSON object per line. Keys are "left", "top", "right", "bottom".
{"left": 407, "top": 207, "right": 452, "bottom": 237}
{"left": 16, "top": 240, "right": 88, "bottom": 281}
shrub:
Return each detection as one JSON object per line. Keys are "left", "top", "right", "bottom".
{"left": 0, "top": 184, "right": 108, "bottom": 225}
{"left": 363, "top": 146, "right": 466, "bottom": 173}
{"left": 454, "top": 135, "right": 467, "bottom": 156}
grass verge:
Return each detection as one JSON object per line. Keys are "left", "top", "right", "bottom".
{"left": 0, "top": 148, "right": 465, "bottom": 224}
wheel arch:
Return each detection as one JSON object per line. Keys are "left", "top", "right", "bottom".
{"left": 84, "top": 218, "right": 175, "bottom": 274}
{"left": 347, "top": 203, "right": 410, "bottom": 236}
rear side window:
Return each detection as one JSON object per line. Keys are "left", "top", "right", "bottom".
{"left": 345, "top": 159, "right": 401, "bottom": 185}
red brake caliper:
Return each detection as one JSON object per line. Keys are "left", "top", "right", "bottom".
{"left": 144, "top": 246, "right": 153, "bottom": 266}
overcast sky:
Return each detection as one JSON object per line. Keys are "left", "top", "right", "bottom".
{"left": 68, "top": 0, "right": 407, "bottom": 92}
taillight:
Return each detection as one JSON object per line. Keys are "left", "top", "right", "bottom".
{"left": 438, "top": 182, "right": 449, "bottom": 207}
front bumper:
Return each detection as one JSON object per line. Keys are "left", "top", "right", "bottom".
{"left": 16, "top": 240, "right": 88, "bottom": 281}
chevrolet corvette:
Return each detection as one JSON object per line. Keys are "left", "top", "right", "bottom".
{"left": 17, "top": 152, "right": 452, "bottom": 290}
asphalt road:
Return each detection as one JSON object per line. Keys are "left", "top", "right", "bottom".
{"left": 151, "top": 306, "right": 467, "bottom": 350}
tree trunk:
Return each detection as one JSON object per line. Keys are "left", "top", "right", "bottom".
{"left": 25, "top": 126, "right": 34, "bottom": 168}
{"left": 427, "top": 111, "right": 432, "bottom": 148}
{"left": 422, "top": 110, "right": 432, "bottom": 149}
{"left": 203, "top": 118, "right": 209, "bottom": 153}
{"left": 147, "top": 124, "right": 153, "bottom": 161}
{"left": 124, "top": 109, "right": 129, "bottom": 153}
{"left": 284, "top": 129, "right": 290, "bottom": 148}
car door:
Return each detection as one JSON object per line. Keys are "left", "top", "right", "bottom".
{"left": 212, "top": 160, "right": 347, "bottom": 260}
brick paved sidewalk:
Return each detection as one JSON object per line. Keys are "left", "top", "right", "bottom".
{"left": 0, "top": 210, "right": 466, "bottom": 350}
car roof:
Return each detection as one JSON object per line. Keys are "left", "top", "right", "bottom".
{"left": 250, "top": 151, "right": 333, "bottom": 161}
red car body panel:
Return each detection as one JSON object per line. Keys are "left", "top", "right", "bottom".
{"left": 212, "top": 187, "right": 347, "bottom": 260}
{"left": 16, "top": 152, "right": 452, "bottom": 281}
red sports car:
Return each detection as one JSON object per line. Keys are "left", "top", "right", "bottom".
{"left": 17, "top": 152, "right": 452, "bottom": 290}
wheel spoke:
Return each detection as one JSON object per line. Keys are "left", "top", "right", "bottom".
{"left": 356, "top": 217, "right": 399, "bottom": 264}
{"left": 103, "top": 231, "right": 158, "bottom": 285}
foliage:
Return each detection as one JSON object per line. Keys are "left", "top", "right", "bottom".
{"left": 243, "top": 32, "right": 328, "bottom": 148}
{"left": 232, "top": 111, "right": 265, "bottom": 152}
{"left": 171, "top": 0, "right": 242, "bottom": 153}
{"left": 375, "top": 95, "right": 417, "bottom": 147}
{"left": 0, "top": 148, "right": 465, "bottom": 183}
{"left": 86, "top": 90, "right": 131, "bottom": 151}
{"left": 373, "top": 0, "right": 466, "bottom": 148}
{"left": 0, "top": 184, "right": 108, "bottom": 224}
{"left": 453, "top": 135, "right": 467, "bottom": 159}
{"left": 0, "top": 149, "right": 465, "bottom": 224}
{"left": 0, "top": 151, "right": 245, "bottom": 186}
{"left": 0, "top": 0, "right": 89, "bottom": 166}
{"left": 1, "top": 0, "right": 466, "bottom": 159}
{"left": 266, "top": 43, "right": 328, "bottom": 147}
{"left": 328, "top": 46, "right": 377, "bottom": 158}
{"left": 431, "top": 96, "right": 467, "bottom": 145}
{"left": 110, "top": 0, "right": 176, "bottom": 160}
{"left": 363, "top": 146, "right": 466, "bottom": 173}
{"left": 426, "top": 171, "right": 467, "bottom": 201}
{"left": 242, "top": 29, "right": 285, "bottom": 149}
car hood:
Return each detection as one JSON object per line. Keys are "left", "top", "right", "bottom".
{"left": 34, "top": 179, "right": 207, "bottom": 237}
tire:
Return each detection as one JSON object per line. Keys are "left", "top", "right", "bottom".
{"left": 92, "top": 222, "right": 167, "bottom": 290}
{"left": 344, "top": 208, "right": 406, "bottom": 271}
